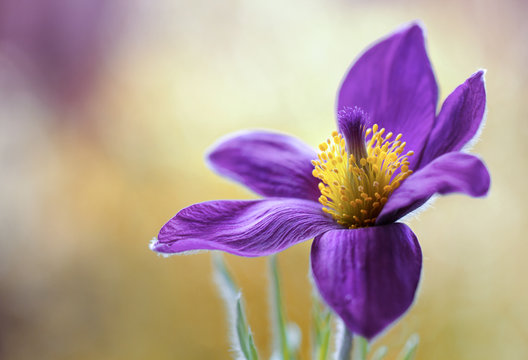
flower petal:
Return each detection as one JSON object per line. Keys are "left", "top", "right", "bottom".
{"left": 337, "top": 23, "right": 437, "bottom": 168}
{"left": 418, "top": 71, "right": 486, "bottom": 167}
{"left": 311, "top": 224, "right": 422, "bottom": 339}
{"left": 152, "top": 198, "right": 341, "bottom": 257}
{"left": 377, "top": 152, "right": 490, "bottom": 224}
{"left": 207, "top": 131, "right": 320, "bottom": 201}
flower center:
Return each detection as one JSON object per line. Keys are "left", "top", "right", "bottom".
{"left": 312, "top": 123, "right": 414, "bottom": 229}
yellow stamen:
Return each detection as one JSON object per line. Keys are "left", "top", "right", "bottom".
{"left": 312, "top": 124, "right": 414, "bottom": 229}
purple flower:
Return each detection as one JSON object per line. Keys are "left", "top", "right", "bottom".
{"left": 151, "top": 23, "right": 490, "bottom": 339}
{"left": 0, "top": 0, "right": 121, "bottom": 108}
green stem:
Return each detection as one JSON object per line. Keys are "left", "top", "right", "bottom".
{"left": 337, "top": 326, "right": 353, "bottom": 360}
{"left": 270, "top": 255, "right": 291, "bottom": 360}
{"left": 316, "top": 326, "right": 331, "bottom": 360}
{"left": 352, "top": 336, "right": 368, "bottom": 360}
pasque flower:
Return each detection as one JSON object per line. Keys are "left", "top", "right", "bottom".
{"left": 151, "top": 23, "right": 490, "bottom": 339}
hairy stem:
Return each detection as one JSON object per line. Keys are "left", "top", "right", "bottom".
{"left": 336, "top": 326, "right": 353, "bottom": 360}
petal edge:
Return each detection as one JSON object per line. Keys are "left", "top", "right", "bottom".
{"left": 153, "top": 198, "right": 341, "bottom": 257}
{"left": 377, "top": 152, "right": 490, "bottom": 224}
{"left": 337, "top": 23, "right": 438, "bottom": 169}
{"left": 207, "top": 130, "right": 320, "bottom": 201}
{"left": 418, "top": 70, "right": 487, "bottom": 167}
{"left": 311, "top": 224, "right": 422, "bottom": 339}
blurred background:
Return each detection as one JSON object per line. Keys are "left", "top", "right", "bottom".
{"left": 0, "top": 0, "right": 526, "bottom": 359}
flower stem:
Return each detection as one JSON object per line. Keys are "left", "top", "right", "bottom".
{"left": 336, "top": 326, "right": 353, "bottom": 360}
{"left": 269, "top": 255, "right": 292, "bottom": 359}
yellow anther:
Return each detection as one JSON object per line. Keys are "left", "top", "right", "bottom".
{"left": 313, "top": 124, "right": 413, "bottom": 229}
{"left": 387, "top": 153, "right": 397, "bottom": 162}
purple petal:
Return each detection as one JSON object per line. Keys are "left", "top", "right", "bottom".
{"left": 337, "top": 23, "right": 438, "bottom": 169}
{"left": 377, "top": 152, "right": 490, "bottom": 224}
{"left": 152, "top": 198, "right": 341, "bottom": 257}
{"left": 418, "top": 71, "right": 487, "bottom": 168}
{"left": 207, "top": 131, "right": 320, "bottom": 201}
{"left": 311, "top": 224, "right": 422, "bottom": 339}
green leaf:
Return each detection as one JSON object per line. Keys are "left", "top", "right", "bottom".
{"left": 212, "top": 253, "right": 238, "bottom": 299}
{"left": 370, "top": 346, "right": 387, "bottom": 360}
{"left": 399, "top": 334, "right": 419, "bottom": 360}
{"left": 212, "top": 254, "right": 260, "bottom": 360}
{"left": 248, "top": 332, "right": 259, "bottom": 360}
{"left": 236, "top": 296, "right": 259, "bottom": 360}
{"left": 352, "top": 335, "right": 368, "bottom": 360}
{"left": 287, "top": 322, "right": 302, "bottom": 355}
{"left": 311, "top": 295, "right": 332, "bottom": 360}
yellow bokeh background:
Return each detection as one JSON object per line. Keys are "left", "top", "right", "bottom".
{"left": 1, "top": 0, "right": 527, "bottom": 359}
